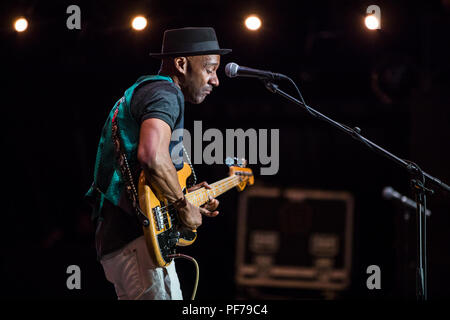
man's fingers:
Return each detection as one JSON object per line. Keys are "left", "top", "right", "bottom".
{"left": 202, "top": 182, "right": 211, "bottom": 189}
{"left": 204, "top": 197, "right": 219, "bottom": 211}
{"left": 187, "top": 181, "right": 211, "bottom": 192}
{"left": 199, "top": 207, "right": 219, "bottom": 217}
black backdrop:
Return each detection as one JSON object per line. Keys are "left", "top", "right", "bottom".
{"left": 1, "top": 0, "right": 449, "bottom": 300}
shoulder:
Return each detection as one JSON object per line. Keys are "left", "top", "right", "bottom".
{"left": 134, "top": 80, "right": 183, "bottom": 102}
{"left": 130, "top": 79, "right": 184, "bottom": 127}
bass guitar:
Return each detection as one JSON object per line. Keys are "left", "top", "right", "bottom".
{"left": 138, "top": 158, "right": 254, "bottom": 267}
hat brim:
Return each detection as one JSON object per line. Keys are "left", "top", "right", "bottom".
{"left": 149, "top": 49, "right": 232, "bottom": 58}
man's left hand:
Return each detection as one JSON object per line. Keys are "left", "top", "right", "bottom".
{"left": 187, "top": 181, "right": 220, "bottom": 217}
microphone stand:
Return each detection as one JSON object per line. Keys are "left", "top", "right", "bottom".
{"left": 383, "top": 187, "right": 432, "bottom": 298}
{"left": 263, "top": 80, "right": 450, "bottom": 301}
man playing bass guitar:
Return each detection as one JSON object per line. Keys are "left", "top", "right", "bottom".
{"left": 86, "top": 27, "right": 231, "bottom": 300}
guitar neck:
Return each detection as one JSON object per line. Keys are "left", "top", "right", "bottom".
{"left": 185, "top": 175, "right": 241, "bottom": 207}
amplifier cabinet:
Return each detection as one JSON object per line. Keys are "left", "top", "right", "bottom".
{"left": 235, "top": 187, "right": 354, "bottom": 291}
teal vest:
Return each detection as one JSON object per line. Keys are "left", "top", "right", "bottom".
{"left": 86, "top": 75, "right": 174, "bottom": 219}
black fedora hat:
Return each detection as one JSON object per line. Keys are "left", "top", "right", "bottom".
{"left": 149, "top": 27, "right": 232, "bottom": 58}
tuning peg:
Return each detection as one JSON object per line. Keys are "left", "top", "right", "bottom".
{"left": 225, "top": 157, "right": 235, "bottom": 167}
{"left": 237, "top": 158, "right": 247, "bottom": 167}
{"left": 225, "top": 157, "right": 248, "bottom": 167}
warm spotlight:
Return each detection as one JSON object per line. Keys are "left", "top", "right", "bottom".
{"left": 245, "top": 15, "right": 262, "bottom": 31}
{"left": 14, "top": 18, "right": 28, "bottom": 32}
{"left": 365, "top": 15, "right": 380, "bottom": 30}
{"left": 132, "top": 16, "right": 148, "bottom": 31}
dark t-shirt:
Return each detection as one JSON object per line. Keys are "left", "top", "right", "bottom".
{"left": 96, "top": 79, "right": 185, "bottom": 258}
{"left": 131, "top": 80, "right": 184, "bottom": 130}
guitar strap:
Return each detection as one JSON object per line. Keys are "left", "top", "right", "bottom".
{"left": 111, "top": 97, "right": 149, "bottom": 227}
{"left": 110, "top": 94, "right": 198, "bottom": 227}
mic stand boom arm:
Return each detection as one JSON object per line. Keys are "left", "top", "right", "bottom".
{"left": 263, "top": 80, "right": 450, "bottom": 301}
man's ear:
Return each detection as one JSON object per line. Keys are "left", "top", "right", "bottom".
{"left": 174, "top": 57, "right": 188, "bottom": 75}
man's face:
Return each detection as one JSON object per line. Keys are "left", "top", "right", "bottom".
{"left": 182, "top": 54, "right": 220, "bottom": 104}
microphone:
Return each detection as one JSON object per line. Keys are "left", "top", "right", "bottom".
{"left": 382, "top": 186, "right": 431, "bottom": 216}
{"left": 225, "top": 62, "right": 288, "bottom": 81}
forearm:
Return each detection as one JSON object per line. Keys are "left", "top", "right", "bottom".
{"left": 141, "top": 152, "right": 184, "bottom": 203}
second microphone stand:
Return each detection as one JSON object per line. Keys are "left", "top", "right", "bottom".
{"left": 263, "top": 80, "right": 450, "bottom": 301}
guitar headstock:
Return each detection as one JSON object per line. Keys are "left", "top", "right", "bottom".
{"left": 226, "top": 157, "right": 254, "bottom": 191}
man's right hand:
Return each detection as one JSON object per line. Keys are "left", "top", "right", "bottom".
{"left": 177, "top": 201, "right": 202, "bottom": 230}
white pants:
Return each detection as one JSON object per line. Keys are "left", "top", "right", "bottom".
{"left": 100, "top": 235, "right": 183, "bottom": 300}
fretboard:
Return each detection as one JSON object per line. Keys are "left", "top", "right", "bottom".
{"left": 185, "top": 175, "right": 241, "bottom": 207}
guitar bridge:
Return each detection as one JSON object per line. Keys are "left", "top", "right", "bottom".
{"left": 153, "top": 206, "right": 165, "bottom": 231}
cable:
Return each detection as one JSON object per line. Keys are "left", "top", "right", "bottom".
{"left": 285, "top": 76, "right": 317, "bottom": 118}
{"left": 284, "top": 75, "right": 380, "bottom": 153}
{"left": 286, "top": 76, "right": 306, "bottom": 104}
{"left": 167, "top": 253, "right": 200, "bottom": 300}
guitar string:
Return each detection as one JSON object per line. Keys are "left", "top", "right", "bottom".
{"left": 162, "top": 175, "right": 240, "bottom": 212}
{"left": 160, "top": 175, "right": 241, "bottom": 221}
{"left": 155, "top": 175, "right": 242, "bottom": 226}
{"left": 187, "top": 176, "right": 241, "bottom": 202}
{"left": 160, "top": 176, "right": 242, "bottom": 227}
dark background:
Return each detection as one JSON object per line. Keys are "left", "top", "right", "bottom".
{"left": 1, "top": 0, "right": 449, "bottom": 300}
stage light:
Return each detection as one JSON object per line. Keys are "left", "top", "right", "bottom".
{"left": 365, "top": 15, "right": 380, "bottom": 30}
{"left": 132, "top": 16, "right": 147, "bottom": 31}
{"left": 14, "top": 17, "right": 28, "bottom": 32}
{"left": 245, "top": 15, "right": 261, "bottom": 31}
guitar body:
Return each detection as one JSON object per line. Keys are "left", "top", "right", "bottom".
{"left": 138, "top": 163, "right": 197, "bottom": 267}
{"left": 138, "top": 160, "right": 254, "bottom": 268}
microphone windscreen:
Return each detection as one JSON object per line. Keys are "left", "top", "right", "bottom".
{"left": 382, "top": 186, "right": 394, "bottom": 199}
{"left": 225, "top": 62, "right": 239, "bottom": 78}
